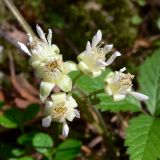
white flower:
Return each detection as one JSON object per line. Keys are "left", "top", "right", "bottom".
{"left": 18, "top": 25, "right": 77, "bottom": 101}
{"left": 38, "top": 54, "right": 77, "bottom": 101}
{"left": 18, "top": 24, "right": 60, "bottom": 68}
{"left": 78, "top": 30, "right": 121, "bottom": 77}
{"left": 42, "top": 93, "right": 80, "bottom": 137}
{"left": 104, "top": 67, "right": 149, "bottom": 101}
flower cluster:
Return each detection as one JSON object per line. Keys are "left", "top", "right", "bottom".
{"left": 18, "top": 25, "right": 79, "bottom": 137}
{"left": 18, "top": 25, "right": 148, "bottom": 137}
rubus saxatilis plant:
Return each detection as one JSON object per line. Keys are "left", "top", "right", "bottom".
{"left": 18, "top": 25, "right": 148, "bottom": 137}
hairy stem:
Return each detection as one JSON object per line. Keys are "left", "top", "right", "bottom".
{"left": 4, "top": 0, "right": 35, "bottom": 37}
{"left": 74, "top": 86, "right": 118, "bottom": 159}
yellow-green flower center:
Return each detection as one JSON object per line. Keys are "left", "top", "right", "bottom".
{"left": 119, "top": 73, "right": 134, "bottom": 90}
{"left": 107, "top": 73, "right": 134, "bottom": 94}
{"left": 45, "top": 60, "right": 62, "bottom": 72}
{"left": 52, "top": 102, "right": 67, "bottom": 119}
{"left": 94, "top": 45, "right": 105, "bottom": 61}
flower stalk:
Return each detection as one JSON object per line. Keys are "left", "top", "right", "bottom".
{"left": 74, "top": 86, "right": 118, "bottom": 160}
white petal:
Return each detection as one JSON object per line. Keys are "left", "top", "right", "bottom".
{"left": 51, "top": 93, "right": 66, "bottom": 102}
{"left": 86, "top": 41, "right": 92, "bottom": 54}
{"left": 78, "top": 61, "right": 89, "bottom": 73}
{"left": 62, "top": 121, "right": 69, "bottom": 137}
{"left": 130, "top": 91, "right": 148, "bottom": 101}
{"left": 42, "top": 116, "right": 52, "bottom": 127}
{"left": 30, "top": 60, "right": 41, "bottom": 68}
{"left": 104, "top": 86, "right": 112, "bottom": 96}
{"left": 96, "top": 60, "right": 106, "bottom": 67}
{"left": 36, "top": 24, "right": 48, "bottom": 43}
{"left": 18, "top": 42, "right": 31, "bottom": 56}
{"left": 77, "top": 52, "right": 85, "bottom": 61}
{"left": 63, "top": 61, "right": 77, "bottom": 74}
{"left": 57, "top": 75, "right": 72, "bottom": 92}
{"left": 105, "top": 51, "right": 121, "bottom": 66}
{"left": 27, "top": 34, "right": 33, "bottom": 42}
{"left": 92, "top": 30, "right": 102, "bottom": 47}
{"left": 45, "top": 101, "right": 53, "bottom": 113}
{"left": 104, "top": 72, "right": 114, "bottom": 83}
{"left": 49, "top": 44, "right": 60, "bottom": 55}
{"left": 66, "top": 110, "right": 76, "bottom": 122}
{"left": 40, "top": 81, "right": 55, "bottom": 101}
{"left": 103, "top": 44, "right": 113, "bottom": 54}
{"left": 91, "top": 70, "right": 102, "bottom": 78}
{"left": 47, "top": 29, "right": 52, "bottom": 45}
{"left": 113, "top": 94, "right": 126, "bottom": 101}
{"left": 74, "top": 109, "right": 80, "bottom": 118}
{"left": 67, "top": 96, "right": 78, "bottom": 108}
{"left": 119, "top": 67, "right": 126, "bottom": 73}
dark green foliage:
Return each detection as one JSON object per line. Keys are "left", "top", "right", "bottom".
{"left": 33, "top": 132, "right": 54, "bottom": 154}
{"left": 97, "top": 93, "right": 140, "bottom": 112}
{"left": 23, "top": 104, "right": 40, "bottom": 121}
{"left": 0, "top": 105, "right": 40, "bottom": 128}
{"left": 54, "top": 139, "right": 82, "bottom": 160}
{"left": 125, "top": 115, "right": 160, "bottom": 160}
{"left": 0, "top": 108, "right": 24, "bottom": 128}
{"left": 139, "top": 49, "right": 160, "bottom": 115}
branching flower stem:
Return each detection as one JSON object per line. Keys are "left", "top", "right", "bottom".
{"left": 74, "top": 86, "right": 117, "bottom": 160}
{"left": 73, "top": 73, "right": 116, "bottom": 155}
{"left": 72, "top": 73, "right": 117, "bottom": 159}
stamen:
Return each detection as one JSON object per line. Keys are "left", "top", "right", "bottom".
{"left": 29, "top": 37, "right": 41, "bottom": 50}
{"left": 52, "top": 102, "right": 67, "bottom": 119}
{"left": 119, "top": 73, "right": 134, "bottom": 90}
{"left": 45, "top": 60, "right": 62, "bottom": 73}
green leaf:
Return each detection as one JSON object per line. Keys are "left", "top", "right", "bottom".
{"left": 32, "top": 132, "right": 53, "bottom": 154}
{"left": 24, "top": 104, "right": 40, "bottom": 121}
{"left": 139, "top": 49, "right": 160, "bottom": 115}
{"left": 0, "top": 108, "right": 23, "bottom": 128}
{"left": 0, "top": 105, "right": 39, "bottom": 129}
{"left": 70, "top": 69, "right": 110, "bottom": 94}
{"left": 55, "top": 139, "right": 82, "bottom": 160}
{"left": 17, "top": 132, "right": 36, "bottom": 146}
{"left": 18, "top": 156, "right": 34, "bottom": 160}
{"left": 0, "top": 115, "right": 18, "bottom": 128}
{"left": 96, "top": 93, "right": 141, "bottom": 112}
{"left": 125, "top": 114, "right": 160, "bottom": 160}
{"left": 11, "top": 148, "right": 25, "bottom": 157}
